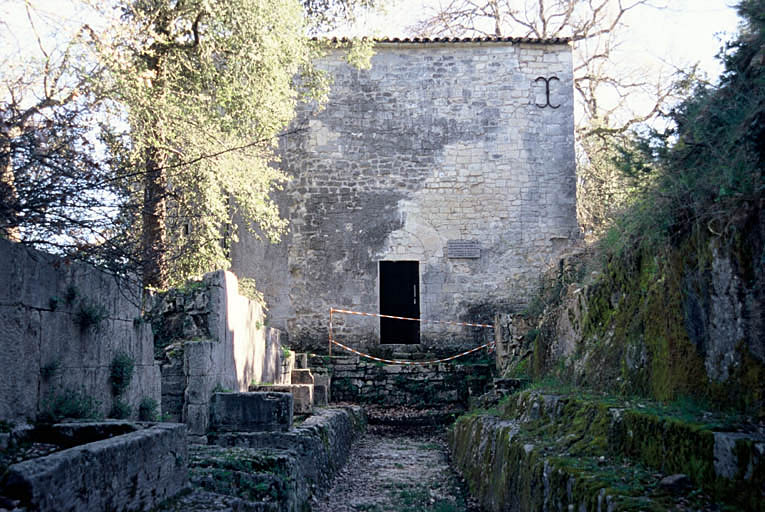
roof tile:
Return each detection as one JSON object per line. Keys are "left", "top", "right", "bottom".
{"left": 317, "top": 36, "right": 570, "bottom": 45}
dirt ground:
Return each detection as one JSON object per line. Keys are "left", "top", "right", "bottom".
{"left": 312, "top": 424, "right": 482, "bottom": 512}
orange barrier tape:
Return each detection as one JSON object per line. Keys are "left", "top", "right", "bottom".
{"left": 329, "top": 337, "right": 495, "bottom": 366}
{"left": 330, "top": 307, "right": 494, "bottom": 329}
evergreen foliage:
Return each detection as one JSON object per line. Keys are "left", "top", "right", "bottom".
{"left": 2, "top": 1, "right": 380, "bottom": 290}
{"left": 88, "top": 0, "right": 330, "bottom": 289}
{"left": 109, "top": 351, "right": 135, "bottom": 396}
{"left": 109, "top": 397, "right": 132, "bottom": 419}
{"left": 39, "top": 388, "right": 100, "bottom": 423}
{"left": 138, "top": 396, "right": 159, "bottom": 421}
{"left": 605, "top": 0, "right": 763, "bottom": 259}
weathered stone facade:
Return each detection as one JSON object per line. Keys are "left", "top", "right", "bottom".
{"left": 233, "top": 39, "right": 578, "bottom": 352}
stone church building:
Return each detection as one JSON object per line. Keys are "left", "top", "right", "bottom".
{"left": 232, "top": 37, "right": 578, "bottom": 353}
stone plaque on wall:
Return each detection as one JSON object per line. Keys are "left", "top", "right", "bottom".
{"left": 447, "top": 240, "right": 481, "bottom": 259}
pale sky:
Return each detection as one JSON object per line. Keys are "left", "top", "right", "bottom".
{"left": 356, "top": 0, "right": 741, "bottom": 80}
{"left": 1, "top": 0, "right": 743, "bottom": 106}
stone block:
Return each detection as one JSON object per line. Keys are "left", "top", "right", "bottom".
{"left": 291, "top": 368, "right": 314, "bottom": 385}
{"left": 0, "top": 423, "right": 187, "bottom": 512}
{"left": 294, "top": 352, "right": 309, "bottom": 369}
{"left": 314, "top": 373, "right": 331, "bottom": 403}
{"left": 249, "top": 384, "right": 313, "bottom": 415}
{"left": 208, "top": 406, "right": 366, "bottom": 501}
{"left": 185, "top": 403, "right": 210, "bottom": 436}
{"left": 184, "top": 340, "right": 216, "bottom": 376}
{"left": 313, "top": 384, "right": 329, "bottom": 406}
{"left": 209, "top": 392, "right": 293, "bottom": 433}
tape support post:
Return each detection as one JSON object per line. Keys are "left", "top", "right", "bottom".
{"left": 328, "top": 307, "right": 495, "bottom": 365}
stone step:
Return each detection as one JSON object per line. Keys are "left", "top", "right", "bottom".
{"left": 248, "top": 384, "right": 313, "bottom": 415}
{"left": 187, "top": 445, "right": 296, "bottom": 511}
{"left": 190, "top": 468, "right": 286, "bottom": 506}
{"left": 294, "top": 353, "right": 309, "bottom": 369}
{"left": 391, "top": 352, "right": 437, "bottom": 360}
{"left": 156, "top": 489, "right": 279, "bottom": 512}
{"left": 290, "top": 369, "right": 330, "bottom": 407}
{"left": 313, "top": 373, "right": 330, "bottom": 406}
{"left": 290, "top": 368, "right": 314, "bottom": 385}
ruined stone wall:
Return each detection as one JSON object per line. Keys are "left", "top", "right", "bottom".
{"left": 310, "top": 354, "right": 492, "bottom": 407}
{"left": 152, "top": 270, "right": 288, "bottom": 437}
{"left": 0, "top": 239, "right": 160, "bottom": 424}
{"left": 232, "top": 41, "right": 578, "bottom": 353}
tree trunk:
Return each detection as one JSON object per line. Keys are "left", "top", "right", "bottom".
{"left": 141, "top": 145, "right": 168, "bottom": 291}
{"left": 0, "top": 130, "right": 21, "bottom": 241}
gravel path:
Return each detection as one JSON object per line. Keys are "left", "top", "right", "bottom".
{"left": 313, "top": 425, "right": 482, "bottom": 512}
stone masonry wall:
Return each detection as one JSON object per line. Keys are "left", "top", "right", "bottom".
{"left": 152, "top": 270, "right": 287, "bottom": 436}
{"left": 0, "top": 239, "right": 160, "bottom": 424}
{"left": 311, "top": 354, "right": 493, "bottom": 407}
{"left": 232, "top": 40, "right": 578, "bottom": 353}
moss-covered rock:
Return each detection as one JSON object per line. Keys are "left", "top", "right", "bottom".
{"left": 450, "top": 390, "right": 765, "bottom": 511}
{"left": 518, "top": 213, "right": 765, "bottom": 419}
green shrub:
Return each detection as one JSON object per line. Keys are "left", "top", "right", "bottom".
{"left": 39, "top": 388, "right": 100, "bottom": 423}
{"left": 63, "top": 284, "right": 78, "bottom": 305}
{"left": 109, "top": 397, "right": 132, "bottom": 419}
{"left": 40, "top": 360, "right": 61, "bottom": 380}
{"left": 138, "top": 397, "right": 159, "bottom": 421}
{"left": 75, "top": 301, "right": 109, "bottom": 332}
{"left": 110, "top": 352, "right": 135, "bottom": 396}
{"left": 213, "top": 383, "right": 234, "bottom": 393}
{"left": 604, "top": 1, "right": 764, "bottom": 262}
{"left": 238, "top": 277, "right": 265, "bottom": 306}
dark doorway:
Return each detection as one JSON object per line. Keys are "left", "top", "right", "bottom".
{"left": 379, "top": 261, "right": 420, "bottom": 344}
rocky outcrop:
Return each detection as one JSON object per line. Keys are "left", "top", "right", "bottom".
{"left": 496, "top": 215, "right": 765, "bottom": 417}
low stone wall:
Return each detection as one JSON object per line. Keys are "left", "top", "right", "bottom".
{"left": 0, "top": 239, "right": 160, "bottom": 424}
{"left": 311, "top": 355, "right": 492, "bottom": 407}
{"left": 449, "top": 390, "right": 765, "bottom": 511}
{"left": 152, "top": 270, "right": 287, "bottom": 437}
{"left": 208, "top": 406, "right": 367, "bottom": 507}
{"left": 0, "top": 422, "right": 187, "bottom": 511}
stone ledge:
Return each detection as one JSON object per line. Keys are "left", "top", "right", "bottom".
{"left": 451, "top": 391, "right": 765, "bottom": 511}
{"left": 0, "top": 422, "right": 188, "bottom": 512}
{"left": 208, "top": 406, "right": 366, "bottom": 505}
